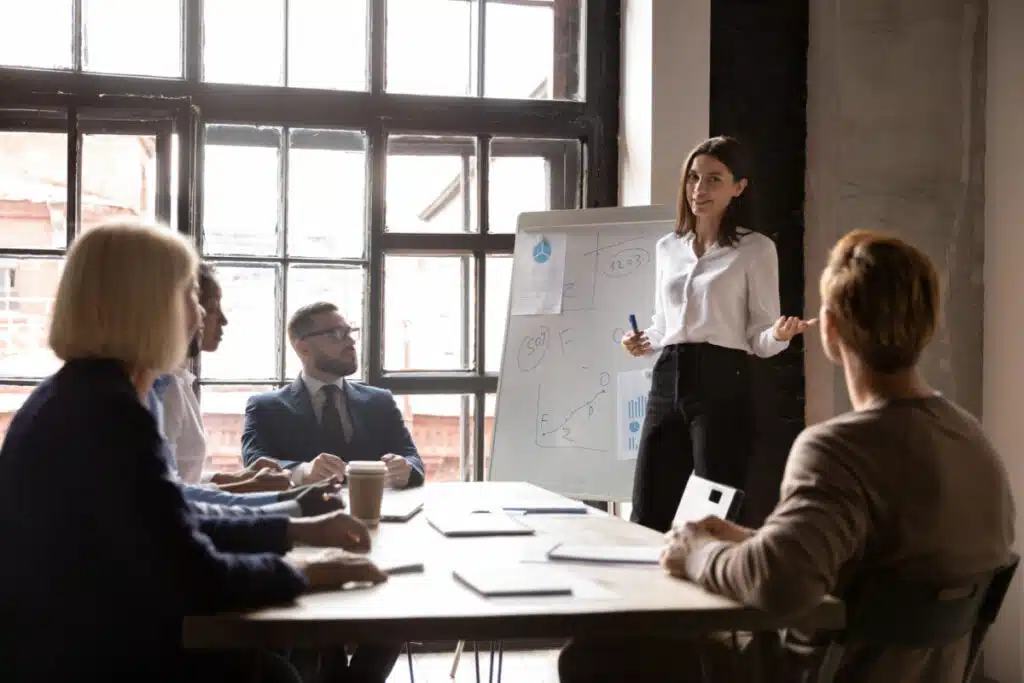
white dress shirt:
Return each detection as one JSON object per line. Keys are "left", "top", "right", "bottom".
{"left": 160, "top": 367, "right": 207, "bottom": 485}
{"left": 289, "top": 372, "right": 355, "bottom": 485}
{"left": 644, "top": 229, "right": 789, "bottom": 358}
{"left": 301, "top": 372, "right": 354, "bottom": 441}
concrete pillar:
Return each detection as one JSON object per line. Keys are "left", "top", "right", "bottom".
{"left": 804, "top": 0, "right": 987, "bottom": 422}
{"left": 807, "top": 0, "right": 1015, "bottom": 679}
{"left": 984, "top": 2, "right": 1024, "bottom": 681}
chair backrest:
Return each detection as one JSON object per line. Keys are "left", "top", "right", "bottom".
{"left": 964, "top": 553, "right": 1019, "bottom": 681}
{"left": 672, "top": 472, "right": 743, "bottom": 526}
{"left": 817, "top": 554, "right": 1019, "bottom": 683}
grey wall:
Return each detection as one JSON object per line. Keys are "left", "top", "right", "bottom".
{"left": 805, "top": 0, "right": 988, "bottom": 423}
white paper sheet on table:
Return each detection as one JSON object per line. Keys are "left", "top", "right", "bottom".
{"left": 616, "top": 368, "right": 653, "bottom": 460}
{"left": 510, "top": 232, "right": 567, "bottom": 316}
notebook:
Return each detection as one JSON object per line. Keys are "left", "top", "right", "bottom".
{"left": 502, "top": 501, "right": 589, "bottom": 515}
{"left": 673, "top": 473, "right": 743, "bottom": 525}
{"left": 546, "top": 543, "right": 662, "bottom": 565}
{"left": 427, "top": 511, "right": 535, "bottom": 537}
{"left": 380, "top": 497, "right": 424, "bottom": 522}
{"left": 453, "top": 564, "right": 573, "bottom": 597}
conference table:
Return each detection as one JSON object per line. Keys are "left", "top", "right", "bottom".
{"left": 184, "top": 481, "right": 844, "bottom": 648}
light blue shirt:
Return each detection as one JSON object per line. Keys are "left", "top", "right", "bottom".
{"left": 146, "top": 377, "right": 281, "bottom": 509}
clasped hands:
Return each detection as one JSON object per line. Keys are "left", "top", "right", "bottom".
{"left": 659, "top": 516, "right": 754, "bottom": 579}
{"left": 210, "top": 457, "right": 292, "bottom": 493}
{"left": 302, "top": 451, "right": 412, "bottom": 488}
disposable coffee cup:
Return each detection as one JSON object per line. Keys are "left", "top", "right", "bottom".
{"left": 347, "top": 461, "right": 387, "bottom": 528}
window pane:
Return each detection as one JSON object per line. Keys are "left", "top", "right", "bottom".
{"left": 488, "top": 138, "right": 579, "bottom": 234}
{"left": 484, "top": 255, "right": 512, "bottom": 374}
{"left": 484, "top": 393, "right": 496, "bottom": 478}
{"left": 285, "top": 265, "right": 365, "bottom": 381}
{"left": 0, "top": 131, "right": 68, "bottom": 249}
{"left": 288, "top": 0, "right": 367, "bottom": 91}
{"left": 83, "top": 0, "right": 182, "bottom": 77}
{"left": 203, "top": 127, "right": 281, "bottom": 256}
{"left": 465, "top": 393, "right": 495, "bottom": 481}
{"left": 0, "top": 0, "right": 72, "bottom": 69}
{"left": 80, "top": 134, "right": 157, "bottom": 232}
{"left": 384, "top": 255, "right": 474, "bottom": 372}
{"left": 0, "top": 258, "right": 63, "bottom": 380}
{"left": 199, "top": 383, "right": 277, "bottom": 475}
{"left": 204, "top": 0, "right": 285, "bottom": 86}
{"left": 287, "top": 130, "right": 366, "bottom": 258}
{"left": 169, "top": 134, "right": 180, "bottom": 231}
{"left": 386, "top": 136, "right": 475, "bottom": 233}
{"left": 484, "top": 0, "right": 583, "bottom": 101}
{"left": 0, "top": 387, "right": 35, "bottom": 448}
{"left": 399, "top": 393, "right": 470, "bottom": 483}
{"left": 386, "top": 0, "right": 476, "bottom": 97}
{"left": 200, "top": 265, "right": 280, "bottom": 381}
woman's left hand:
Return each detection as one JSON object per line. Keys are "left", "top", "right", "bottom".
{"left": 772, "top": 315, "right": 817, "bottom": 342}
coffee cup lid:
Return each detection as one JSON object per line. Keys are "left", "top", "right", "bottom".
{"left": 346, "top": 460, "right": 388, "bottom": 475}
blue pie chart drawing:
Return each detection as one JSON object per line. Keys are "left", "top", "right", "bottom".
{"left": 533, "top": 237, "right": 552, "bottom": 264}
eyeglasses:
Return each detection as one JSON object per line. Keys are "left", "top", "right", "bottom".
{"left": 300, "top": 326, "right": 360, "bottom": 343}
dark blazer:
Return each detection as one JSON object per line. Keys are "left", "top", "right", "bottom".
{"left": 241, "top": 378, "right": 425, "bottom": 487}
{"left": 0, "top": 359, "right": 307, "bottom": 679}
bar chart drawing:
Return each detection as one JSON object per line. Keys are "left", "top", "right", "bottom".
{"left": 617, "top": 369, "right": 653, "bottom": 460}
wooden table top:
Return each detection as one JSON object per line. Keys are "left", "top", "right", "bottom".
{"left": 185, "top": 482, "right": 844, "bottom": 647}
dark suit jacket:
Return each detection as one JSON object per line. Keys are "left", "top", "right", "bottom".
{"left": 241, "top": 378, "right": 425, "bottom": 487}
{"left": 0, "top": 359, "right": 307, "bottom": 679}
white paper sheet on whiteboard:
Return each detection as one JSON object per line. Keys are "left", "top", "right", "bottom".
{"left": 510, "top": 232, "right": 567, "bottom": 316}
{"left": 616, "top": 368, "right": 652, "bottom": 460}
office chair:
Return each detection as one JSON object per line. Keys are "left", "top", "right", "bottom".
{"left": 815, "top": 553, "right": 1020, "bottom": 683}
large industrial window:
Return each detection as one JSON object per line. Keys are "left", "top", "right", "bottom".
{"left": 0, "top": 0, "right": 619, "bottom": 482}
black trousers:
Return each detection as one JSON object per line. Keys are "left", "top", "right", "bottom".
{"left": 630, "top": 343, "right": 754, "bottom": 533}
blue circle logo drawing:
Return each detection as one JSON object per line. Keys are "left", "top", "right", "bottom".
{"left": 533, "top": 236, "right": 552, "bottom": 264}
{"left": 629, "top": 420, "right": 641, "bottom": 433}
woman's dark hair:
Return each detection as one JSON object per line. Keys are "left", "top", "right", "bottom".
{"left": 189, "top": 262, "right": 219, "bottom": 359}
{"left": 675, "top": 135, "right": 756, "bottom": 246}
{"left": 198, "top": 261, "right": 218, "bottom": 305}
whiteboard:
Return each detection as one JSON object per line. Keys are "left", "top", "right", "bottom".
{"left": 488, "top": 205, "right": 675, "bottom": 502}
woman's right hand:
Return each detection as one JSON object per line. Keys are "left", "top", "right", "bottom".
{"left": 621, "top": 331, "right": 651, "bottom": 357}
{"left": 290, "top": 550, "right": 388, "bottom": 591}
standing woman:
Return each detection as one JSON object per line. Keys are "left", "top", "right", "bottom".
{"left": 622, "top": 136, "right": 814, "bottom": 532}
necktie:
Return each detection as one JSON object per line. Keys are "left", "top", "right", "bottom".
{"left": 320, "top": 384, "right": 348, "bottom": 457}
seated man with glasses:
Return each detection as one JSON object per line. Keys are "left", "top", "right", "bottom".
{"left": 242, "top": 301, "right": 425, "bottom": 490}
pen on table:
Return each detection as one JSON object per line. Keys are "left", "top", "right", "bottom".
{"left": 628, "top": 313, "right": 640, "bottom": 335}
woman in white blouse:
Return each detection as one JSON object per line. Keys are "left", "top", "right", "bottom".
{"left": 161, "top": 263, "right": 288, "bottom": 491}
{"left": 621, "top": 136, "right": 815, "bottom": 532}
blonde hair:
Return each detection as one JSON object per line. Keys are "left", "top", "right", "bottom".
{"left": 819, "top": 229, "right": 939, "bottom": 373}
{"left": 49, "top": 221, "right": 199, "bottom": 374}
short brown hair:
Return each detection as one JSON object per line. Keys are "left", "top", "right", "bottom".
{"left": 287, "top": 301, "right": 339, "bottom": 343}
{"left": 819, "top": 230, "right": 939, "bottom": 373}
{"left": 49, "top": 221, "right": 198, "bottom": 373}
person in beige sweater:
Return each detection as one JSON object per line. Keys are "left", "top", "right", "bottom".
{"left": 559, "top": 229, "right": 1016, "bottom": 683}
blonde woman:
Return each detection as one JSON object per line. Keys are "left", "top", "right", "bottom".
{"left": 561, "top": 230, "right": 1015, "bottom": 683}
{"left": 0, "top": 221, "right": 386, "bottom": 681}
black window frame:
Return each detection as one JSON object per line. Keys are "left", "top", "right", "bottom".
{"left": 0, "top": 0, "right": 620, "bottom": 481}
